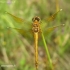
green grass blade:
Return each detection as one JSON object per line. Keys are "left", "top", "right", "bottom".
{"left": 41, "top": 31, "right": 53, "bottom": 70}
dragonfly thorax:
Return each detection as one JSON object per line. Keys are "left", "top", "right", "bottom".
{"left": 32, "top": 23, "right": 40, "bottom": 33}
{"left": 32, "top": 16, "right": 40, "bottom": 22}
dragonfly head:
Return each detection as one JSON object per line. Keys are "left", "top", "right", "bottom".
{"left": 32, "top": 16, "right": 40, "bottom": 22}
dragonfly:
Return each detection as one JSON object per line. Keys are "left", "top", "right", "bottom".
{"left": 5, "top": 8, "right": 65, "bottom": 70}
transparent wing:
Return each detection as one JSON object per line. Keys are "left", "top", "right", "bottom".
{"left": 46, "top": 9, "right": 62, "bottom": 22}
{"left": 44, "top": 24, "right": 65, "bottom": 35}
{"left": 6, "top": 12, "right": 24, "bottom": 23}
{"left": 7, "top": 27, "right": 33, "bottom": 39}
{"left": 43, "top": 0, "right": 62, "bottom": 22}
{"left": 41, "top": 0, "right": 63, "bottom": 35}
{"left": 5, "top": 12, "right": 32, "bottom": 38}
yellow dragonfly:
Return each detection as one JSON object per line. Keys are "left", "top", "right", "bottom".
{"left": 5, "top": 8, "right": 65, "bottom": 70}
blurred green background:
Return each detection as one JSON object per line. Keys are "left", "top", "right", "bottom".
{"left": 0, "top": 0, "right": 70, "bottom": 70}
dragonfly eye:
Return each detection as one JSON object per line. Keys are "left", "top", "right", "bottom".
{"left": 32, "top": 16, "right": 40, "bottom": 22}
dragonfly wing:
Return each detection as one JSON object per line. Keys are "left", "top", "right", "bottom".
{"left": 46, "top": 9, "right": 62, "bottom": 22}
{"left": 6, "top": 12, "right": 24, "bottom": 23}
{"left": 44, "top": 24, "right": 65, "bottom": 35}
{"left": 46, "top": 0, "right": 62, "bottom": 22}
{"left": 6, "top": 12, "right": 32, "bottom": 32}
{"left": 7, "top": 27, "right": 33, "bottom": 38}
{"left": 3, "top": 12, "right": 33, "bottom": 39}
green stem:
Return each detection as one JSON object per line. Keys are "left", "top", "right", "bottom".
{"left": 41, "top": 31, "right": 53, "bottom": 70}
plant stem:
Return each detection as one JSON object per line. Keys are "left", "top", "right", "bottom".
{"left": 41, "top": 31, "right": 53, "bottom": 70}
